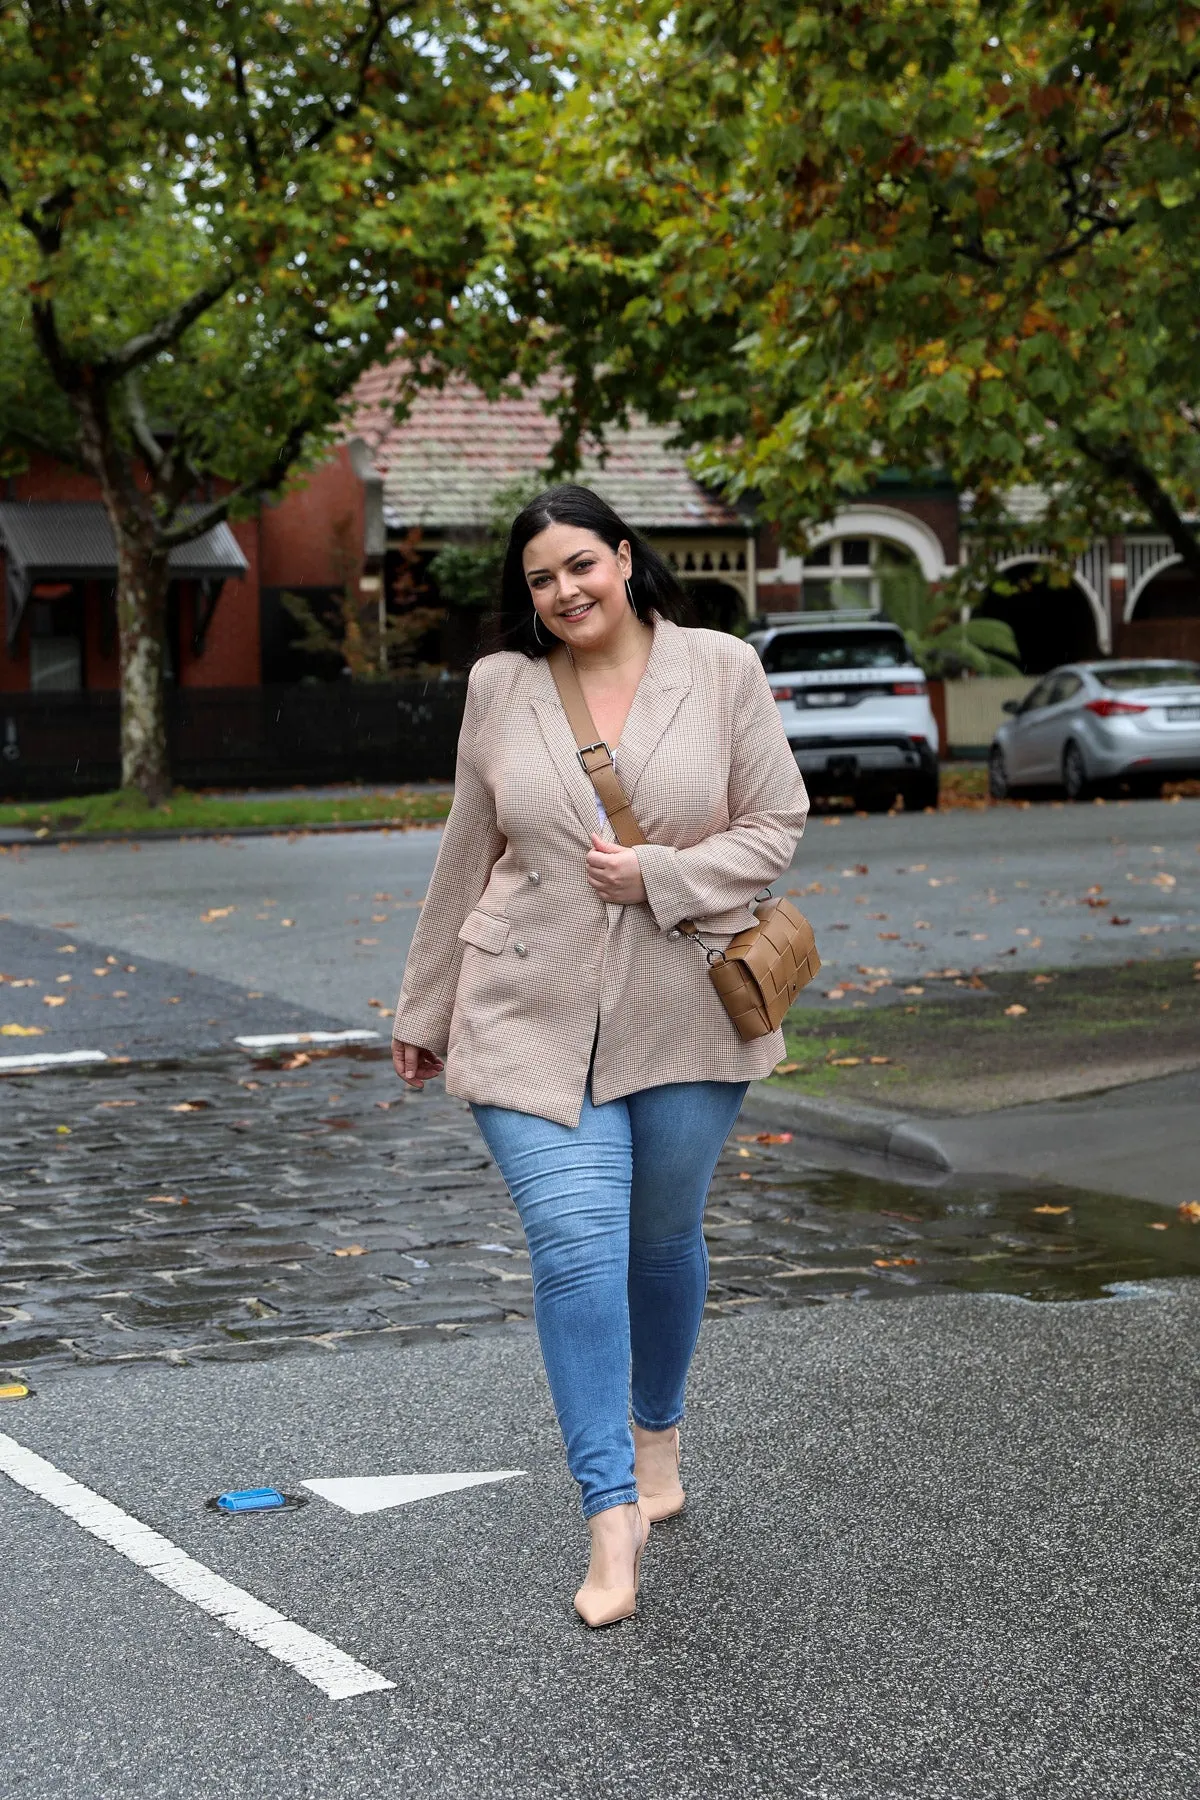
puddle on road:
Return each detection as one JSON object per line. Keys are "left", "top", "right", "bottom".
{"left": 703, "top": 1158, "right": 1200, "bottom": 1312}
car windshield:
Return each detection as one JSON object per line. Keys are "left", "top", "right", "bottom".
{"left": 1098, "top": 662, "right": 1200, "bottom": 690}
{"left": 759, "top": 629, "right": 910, "bottom": 673}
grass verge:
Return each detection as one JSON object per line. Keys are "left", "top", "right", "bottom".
{"left": 0, "top": 787, "right": 454, "bottom": 836}
{"left": 769, "top": 954, "right": 1200, "bottom": 1111}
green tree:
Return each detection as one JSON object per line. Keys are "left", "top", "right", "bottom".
{"left": 0, "top": 1, "right": 558, "bottom": 800}
{"left": 427, "top": 477, "right": 542, "bottom": 616}
{"left": 463, "top": 0, "right": 1200, "bottom": 580}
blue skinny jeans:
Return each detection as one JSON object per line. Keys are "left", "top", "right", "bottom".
{"left": 471, "top": 1078, "right": 748, "bottom": 1519}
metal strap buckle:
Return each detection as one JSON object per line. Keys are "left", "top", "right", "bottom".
{"left": 577, "top": 741, "right": 612, "bottom": 770}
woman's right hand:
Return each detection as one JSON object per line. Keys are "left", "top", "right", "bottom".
{"left": 392, "top": 1041, "right": 445, "bottom": 1089}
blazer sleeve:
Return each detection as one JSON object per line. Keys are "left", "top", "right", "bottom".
{"left": 634, "top": 645, "right": 809, "bottom": 932}
{"left": 392, "top": 664, "right": 506, "bottom": 1055}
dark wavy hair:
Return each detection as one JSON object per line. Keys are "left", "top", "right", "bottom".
{"left": 497, "top": 483, "right": 692, "bottom": 658}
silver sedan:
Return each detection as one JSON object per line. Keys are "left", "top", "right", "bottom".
{"left": 989, "top": 659, "right": 1200, "bottom": 800}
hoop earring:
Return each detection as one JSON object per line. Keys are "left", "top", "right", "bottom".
{"left": 532, "top": 611, "right": 553, "bottom": 648}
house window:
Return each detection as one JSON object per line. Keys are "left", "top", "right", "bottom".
{"left": 28, "top": 589, "right": 84, "bottom": 692}
{"left": 800, "top": 537, "right": 912, "bottom": 613}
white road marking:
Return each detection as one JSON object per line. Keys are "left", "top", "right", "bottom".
{"left": 0, "top": 1432, "right": 394, "bottom": 1702}
{"left": 303, "top": 1470, "right": 526, "bottom": 1516}
{"left": 234, "top": 1030, "right": 380, "bottom": 1049}
{"left": 0, "top": 1048, "right": 108, "bottom": 1071}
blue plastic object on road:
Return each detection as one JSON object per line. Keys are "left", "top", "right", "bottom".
{"left": 216, "top": 1487, "right": 287, "bottom": 1514}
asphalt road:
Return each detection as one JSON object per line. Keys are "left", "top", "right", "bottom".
{"left": 3, "top": 1286, "right": 1199, "bottom": 1799}
{"left": 1, "top": 798, "right": 1197, "bottom": 1050}
{"left": 3, "top": 800, "right": 1199, "bottom": 1797}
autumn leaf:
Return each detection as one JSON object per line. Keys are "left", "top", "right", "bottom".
{"left": 201, "top": 906, "right": 235, "bottom": 923}
{"left": 1178, "top": 1202, "right": 1200, "bottom": 1224}
{"left": 1004, "top": 1004, "right": 1028, "bottom": 1017}
{"left": 1, "top": 1023, "right": 43, "bottom": 1036}
{"left": 754, "top": 1131, "right": 793, "bottom": 1143}
{"left": 1033, "top": 1204, "right": 1070, "bottom": 1214}
{"left": 333, "top": 1244, "right": 367, "bottom": 1256}
{"left": 869, "top": 1056, "right": 891, "bottom": 1065}
{"left": 1109, "top": 916, "right": 1131, "bottom": 926}
{"left": 169, "top": 1101, "right": 211, "bottom": 1113}
{"left": 873, "top": 1256, "right": 919, "bottom": 1267}
{"left": 829, "top": 1055, "right": 862, "bottom": 1066}
{"left": 773, "top": 1061, "right": 800, "bottom": 1074}
{"left": 145, "top": 1194, "right": 189, "bottom": 1205}
{"left": 42, "top": 995, "right": 67, "bottom": 1008}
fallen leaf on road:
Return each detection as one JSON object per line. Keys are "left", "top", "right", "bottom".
{"left": 873, "top": 1256, "right": 919, "bottom": 1268}
{"left": 1, "top": 1023, "right": 43, "bottom": 1036}
{"left": 145, "top": 1194, "right": 188, "bottom": 1205}
{"left": 280, "top": 918, "right": 295, "bottom": 928}
{"left": 1178, "top": 1202, "right": 1200, "bottom": 1224}
{"left": 55, "top": 944, "right": 77, "bottom": 953}
{"left": 829, "top": 1056, "right": 862, "bottom": 1066}
{"left": 736, "top": 1146, "right": 753, "bottom": 1158}
{"left": 280, "top": 1052, "right": 311, "bottom": 1069}
{"left": 97, "top": 1099, "right": 137, "bottom": 1108}
{"left": 825, "top": 988, "right": 846, "bottom": 1000}
{"left": 928, "top": 878, "right": 942, "bottom": 887}
{"left": 55, "top": 1125, "right": 70, "bottom": 1135}
{"left": 1109, "top": 916, "right": 1131, "bottom": 926}
{"left": 320, "top": 1116, "right": 354, "bottom": 1129}
{"left": 9, "top": 979, "right": 35, "bottom": 988}
{"left": 42, "top": 995, "right": 66, "bottom": 1008}
{"left": 1151, "top": 872, "right": 1177, "bottom": 889}
{"left": 201, "top": 906, "right": 235, "bottom": 923}
{"left": 55, "top": 973, "right": 71, "bottom": 983}
{"left": 92, "top": 967, "right": 108, "bottom": 977}
{"left": 878, "top": 932, "right": 901, "bottom": 940}
{"left": 914, "top": 920, "right": 932, "bottom": 929}
{"left": 902, "top": 986, "right": 925, "bottom": 996}
{"left": 356, "top": 937, "right": 379, "bottom": 946}
{"left": 773, "top": 1062, "right": 800, "bottom": 1075}
{"left": 869, "top": 1056, "right": 891, "bottom": 1065}
{"left": 754, "top": 1132, "right": 793, "bottom": 1143}
{"left": 333, "top": 1244, "right": 367, "bottom": 1257}
{"left": 1033, "top": 1204, "right": 1071, "bottom": 1215}
{"left": 169, "top": 1101, "right": 211, "bottom": 1113}
{"left": 371, "top": 914, "right": 388, "bottom": 923}
{"left": 1148, "top": 1222, "right": 1169, "bottom": 1231}
{"left": 1004, "top": 1004, "right": 1028, "bottom": 1017}
{"left": 857, "top": 965, "right": 891, "bottom": 977}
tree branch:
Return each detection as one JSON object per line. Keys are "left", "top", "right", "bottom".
{"left": 298, "top": 0, "right": 399, "bottom": 152}
{"left": 1074, "top": 432, "right": 1200, "bottom": 578}
{"left": 124, "top": 375, "right": 166, "bottom": 474}
{"left": 231, "top": 44, "right": 265, "bottom": 190}
{"left": 154, "top": 417, "right": 314, "bottom": 549}
{"left": 96, "top": 272, "right": 237, "bottom": 380}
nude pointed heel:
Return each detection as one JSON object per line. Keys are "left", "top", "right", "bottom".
{"left": 633, "top": 1424, "right": 685, "bottom": 1523}
{"left": 573, "top": 1504, "right": 651, "bottom": 1629}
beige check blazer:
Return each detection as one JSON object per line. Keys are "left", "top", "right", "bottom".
{"left": 392, "top": 616, "right": 810, "bottom": 1126}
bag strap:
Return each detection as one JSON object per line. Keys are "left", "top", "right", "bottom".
{"left": 547, "top": 647, "right": 701, "bottom": 940}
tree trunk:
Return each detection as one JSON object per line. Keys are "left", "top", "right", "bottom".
{"left": 114, "top": 515, "right": 171, "bottom": 804}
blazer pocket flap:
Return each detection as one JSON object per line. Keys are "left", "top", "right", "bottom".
{"left": 457, "top": 909, "right": 511, "bottom": 954}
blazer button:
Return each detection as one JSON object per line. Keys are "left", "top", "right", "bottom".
{"left": 528, "top": 870, "right": 541, "bottom": 885}
{"left": 513, "top": 941, "right": 528, "bottom": 957}
{"left": 668, "top": 929, "right": 682, "bottom": 939}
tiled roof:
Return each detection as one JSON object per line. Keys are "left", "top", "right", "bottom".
{"left": 349, "top": 368, "right": 745, "bottom": 533}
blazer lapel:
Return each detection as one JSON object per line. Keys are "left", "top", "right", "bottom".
{"left": 607, "top": 616, "right": 693, "bottom": 807}
{"left": 527, "top": 615, "right": 694, "bottom": 843}
{"left": 529, "top": 660, "right": 607, "bottom": 842}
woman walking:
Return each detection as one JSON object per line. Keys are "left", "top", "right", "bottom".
{"left": 392, "top": 484, "right": 808, "bottom": 1626}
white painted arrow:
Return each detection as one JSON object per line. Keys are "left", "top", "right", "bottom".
{"left": 301, "top": 1470, "right": 525, "bottom": 1516}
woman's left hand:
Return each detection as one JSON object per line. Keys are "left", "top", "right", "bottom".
{"left": 586, "top": 834, "right": 648, "bottom": 905}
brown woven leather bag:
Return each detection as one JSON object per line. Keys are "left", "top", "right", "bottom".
{"left": 549, "top": 649, "right": 821, "bottom": 1042}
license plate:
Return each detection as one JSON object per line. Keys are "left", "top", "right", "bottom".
{"left": 805, "top": 691, "right": 848, "bottom": 707}
{"left": 1167, "top": 705, "right": 1200, "bottom": 721}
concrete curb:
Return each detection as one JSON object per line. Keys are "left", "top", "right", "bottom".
{"left": 740, "top": 1083, "right": 952, "bottom": 1170}
{"left": 0, "top": 817, "right": 449, "bottom": 848}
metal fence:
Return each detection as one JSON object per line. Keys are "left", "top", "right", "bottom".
{"left": 0, "top": 681, "right": 469, "bottom": 798}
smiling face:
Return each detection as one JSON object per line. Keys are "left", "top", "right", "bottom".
{"left": 522, "top": 523, "right": 633, "bottom": 653}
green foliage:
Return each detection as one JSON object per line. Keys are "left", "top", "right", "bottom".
{"left": 879, "top": 566, "right": 1020, "bottom": 679}
{"left": 427, "top": 477, "right": 544, "bottom": 611}
{"left": 457, "top": 0, "right": 1200, "bottom": 576}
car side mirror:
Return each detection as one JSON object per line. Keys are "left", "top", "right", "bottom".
{"left": 1002, "top": 699, "right": 1022, "bottom": 715}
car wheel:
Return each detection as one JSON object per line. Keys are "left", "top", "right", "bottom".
{"left": 987, "top": 746, "right": 1010, "bottom": 800}
{"left": 1062, "top": 740, "right": 1091, "bottom": 801}
{"left": 903, "top": 774, "right": 940, "bottom": 812}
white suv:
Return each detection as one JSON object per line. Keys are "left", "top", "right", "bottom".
{"left": 748, "top": 618, "right": 940, "bottom": 811}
